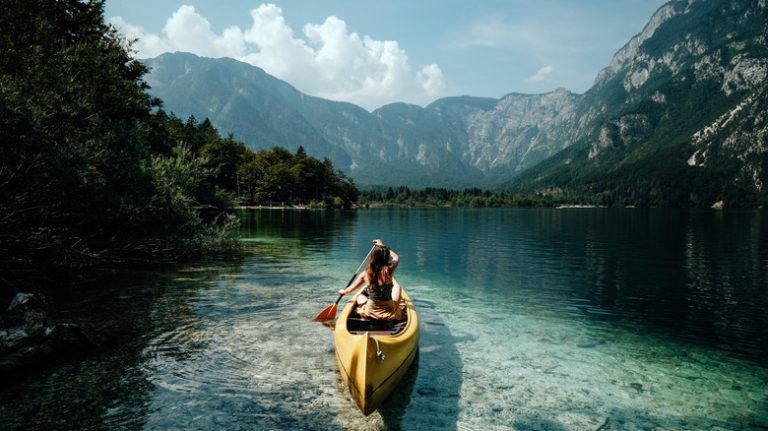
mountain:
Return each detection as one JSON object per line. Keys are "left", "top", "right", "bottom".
{"left": 142, "top": 53, "right": 579, "bottom": 188}
{"left": 142, "top": 0, "right": 768, "bottom": 206}
{"left": 510, "top": 0, "right": 768, "bottom": 207}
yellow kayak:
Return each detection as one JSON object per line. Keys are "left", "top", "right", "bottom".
{"left": 334, "top": 283, "right": 419, "bottom": 415}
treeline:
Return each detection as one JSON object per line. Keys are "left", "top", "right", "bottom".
{"left": 160, "top": 115, "right": 358, "bottom": 208}
{"left": 359, "top": 187, "right": 558, "bottom": 207}
{"left": 238, "top": 146, "right": 357, "bottom": 208}
{"left": 0, "top": 0, "right": 354, "bottom": 288}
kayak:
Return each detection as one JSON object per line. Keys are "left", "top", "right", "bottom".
{"left": 334, "top": 282, "right": 419, "bottom": 415}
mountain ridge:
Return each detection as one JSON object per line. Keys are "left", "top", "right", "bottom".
{"left": 143, "top": 52, "right": 579, "bottom": 188}
{"left": 510, "top": 0, "right": 768, "bottom": 206}
{"left": 142, "top": 0, "right": 768, "bottom": 206}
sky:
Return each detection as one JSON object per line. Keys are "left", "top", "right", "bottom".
{"left": 105, "top": 0, "right": 666, "bottom": 111}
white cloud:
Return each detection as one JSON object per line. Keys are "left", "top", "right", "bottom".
{"left": 527, "top": 65, "right": 554, "bottom": 83}
{"left": 419, "top": 64, "right": 446, "bottom": 97}
{"left": 164, "top": 5, "right": 246, "bottom": 58}
{"left": 109, "top": 4, "right": 444, "bottom": 110}
{"left": 450, "top": 16, "right": 559, "bottom": 51}
{"left": 109, "top": 16, "right": 171, "bottom": 58}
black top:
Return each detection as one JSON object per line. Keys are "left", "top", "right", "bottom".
{"left": 366, "top": 283, "right": 394, "bottom": 301}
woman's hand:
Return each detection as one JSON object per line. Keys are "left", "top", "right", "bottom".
{"left": 340, "top": 272, "right": 366, "bottom": 296}
{"left": 373, "top": 239, "right": 384, "bottom": 246}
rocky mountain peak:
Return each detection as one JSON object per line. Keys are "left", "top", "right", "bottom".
{"left": 594, "top": 1, "right": 684, "bottom": 86}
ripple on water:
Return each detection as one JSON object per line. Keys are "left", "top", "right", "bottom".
{"left": 132, "top": 301, "right": 344, "bottom": 429}
{"left": 5, "top": 209, "right": 768, "bottom": 431}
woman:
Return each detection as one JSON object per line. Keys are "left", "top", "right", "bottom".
{"left": 338, "top": 239, "right": 403, "bottom": 320}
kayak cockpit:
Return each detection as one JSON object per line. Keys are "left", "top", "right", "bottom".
{"left": 346, "top": 309, "right": 408, "bottom": 335}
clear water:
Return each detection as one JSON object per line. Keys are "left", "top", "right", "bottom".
{"left": 2, "top": 208, "right": 767, "bottom": 430}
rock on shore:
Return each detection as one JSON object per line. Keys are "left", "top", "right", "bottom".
{"left": 0, "top": 292, "right": 97, "bottom": 378}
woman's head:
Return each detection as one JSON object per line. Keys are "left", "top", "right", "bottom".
{"left": 367, "top": 245, "right": 391, "bottom": 287}
{"left": 370, "top": 245, "right": 390, "bottom": 267}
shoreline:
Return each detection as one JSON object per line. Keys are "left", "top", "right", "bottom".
{"left": 230, "top": 204, "right": 766, "bottom": 210}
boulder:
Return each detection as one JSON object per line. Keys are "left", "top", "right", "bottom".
{"left": 0, "top": 292, "right": 96, "bottom": 379}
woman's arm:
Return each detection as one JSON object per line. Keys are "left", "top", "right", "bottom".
{"left": 373, "top": 239, "right": 400, "bottom": 271}
{"left": 338, "top": 272, "right": 367, "bottom": 296}
{"left": 391, "top": 278, "right": 402, "bottom": 302}
{"left": 388, "top": 249, "right": 400, "bottom": 271}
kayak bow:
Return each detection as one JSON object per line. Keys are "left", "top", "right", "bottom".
{"left": 334, "top": 283, "right": 419, "bottom": 415}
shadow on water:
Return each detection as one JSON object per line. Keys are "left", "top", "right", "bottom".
{"left": 378, "top": 352, "right": 419, "bottom": 430}
{"left": 512, "top": 417, "right": 570, "bottom": 431}
{"left": 397, "top": 299, "right": 464, "bottom": 430}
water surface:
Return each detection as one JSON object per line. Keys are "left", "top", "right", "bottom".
{"left": 1, "top": 208, "right": 767, "bottom": 430}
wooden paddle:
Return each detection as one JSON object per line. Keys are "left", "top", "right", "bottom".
{"left": 315, "top": 245, "right": 375, "bottom": 321}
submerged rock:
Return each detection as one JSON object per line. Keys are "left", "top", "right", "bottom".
{"left": 0, "top": 292, "right": 97, "bottom": 379}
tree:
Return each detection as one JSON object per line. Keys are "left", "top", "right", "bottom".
{"left": 0, "top": 0, "right": 240, "bottom": 272}
{"left": 201, "top": 134, "right": 248, "bottom": 192}
{"left": 0, "top": 0, "right": 156, "bottom": 234}
{"left": 233, "top": 147, "right": 357, "bottom": 207}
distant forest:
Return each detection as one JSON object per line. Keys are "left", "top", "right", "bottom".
{"left": 359, "top": 187, "right": 560, "bottom": 207}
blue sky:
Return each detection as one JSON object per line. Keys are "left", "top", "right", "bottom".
{"left": 106, "top": 0, "right": 666, "bottom": 110}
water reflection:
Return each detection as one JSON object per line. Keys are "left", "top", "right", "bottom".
{"left": 238, "top": 208, "right": 357, "bottom": 248}
{"left": 364, "top": 208, "right": 768, "bottom": 364}
{"left": 682, "top": 211, "right": 768, "bottom": 358}
{"left": 2, "top": 208, "right": 767, "bottom": 430}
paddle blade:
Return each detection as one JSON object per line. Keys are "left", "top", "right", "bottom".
{"left": 315, "top": 303, "right": 338, "bottom": 321}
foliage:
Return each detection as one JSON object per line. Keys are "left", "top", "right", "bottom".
{"left": 143, "top": 145, "right": 212, "bottom": 235}
{"left": 360, "top": 187, "right": 558, "bottom": 208}
{"left": 1, "top": 0, "right": 153, "bottom": 234}
{"left": 151, "top": 115, "right": 359, "bottom": 208}
{"left": 0, "top": 0, "right": 357, "bottom": 291}
{"left": 0, "top": 0, "right": 243, "bottom": 278}
{"left": 238, "top": 146, "right": 358, "bottom": 208}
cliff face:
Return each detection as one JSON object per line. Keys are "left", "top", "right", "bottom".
{"left": 461, "top": 88, "right": 579, "bottom": 173}
{"left": 688, "top": 84, "right": 768, "bottom": 196}
{"left": 512, "top": 0, "right": 768, "bottom": 206}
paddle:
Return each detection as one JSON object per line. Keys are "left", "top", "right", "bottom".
{"left": 315, "top": 245, "right": 375, "bottom": 321}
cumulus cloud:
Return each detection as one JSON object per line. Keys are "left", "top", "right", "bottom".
{"left": 109, "top": 4, "right": 444, "bottom": 110}
{"left": 527, "top": 65, "right": 554, "bottom": 83}
{"left": 109, "top": 16, "right": 171, "bottom": 58}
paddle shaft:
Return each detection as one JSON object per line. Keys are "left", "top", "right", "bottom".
{"left": 344, "top": 244, "right": 375, "bottom": 289}
{"left": 314, "top": 245, "right": 376, "bottom": 321}
{"left": 338, "top": 244, "right": 376, "bottom": 301}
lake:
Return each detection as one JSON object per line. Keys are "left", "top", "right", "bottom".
{"left": 2, "top": 208, "right": 767, "bottom": 430}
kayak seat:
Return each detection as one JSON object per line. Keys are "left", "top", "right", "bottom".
{"left": 347, "top": 316, "right": 408, "bottom": 335}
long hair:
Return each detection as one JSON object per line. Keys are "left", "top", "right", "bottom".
{"left": 366, "top": 245, "right": 391, "bottom": 292}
